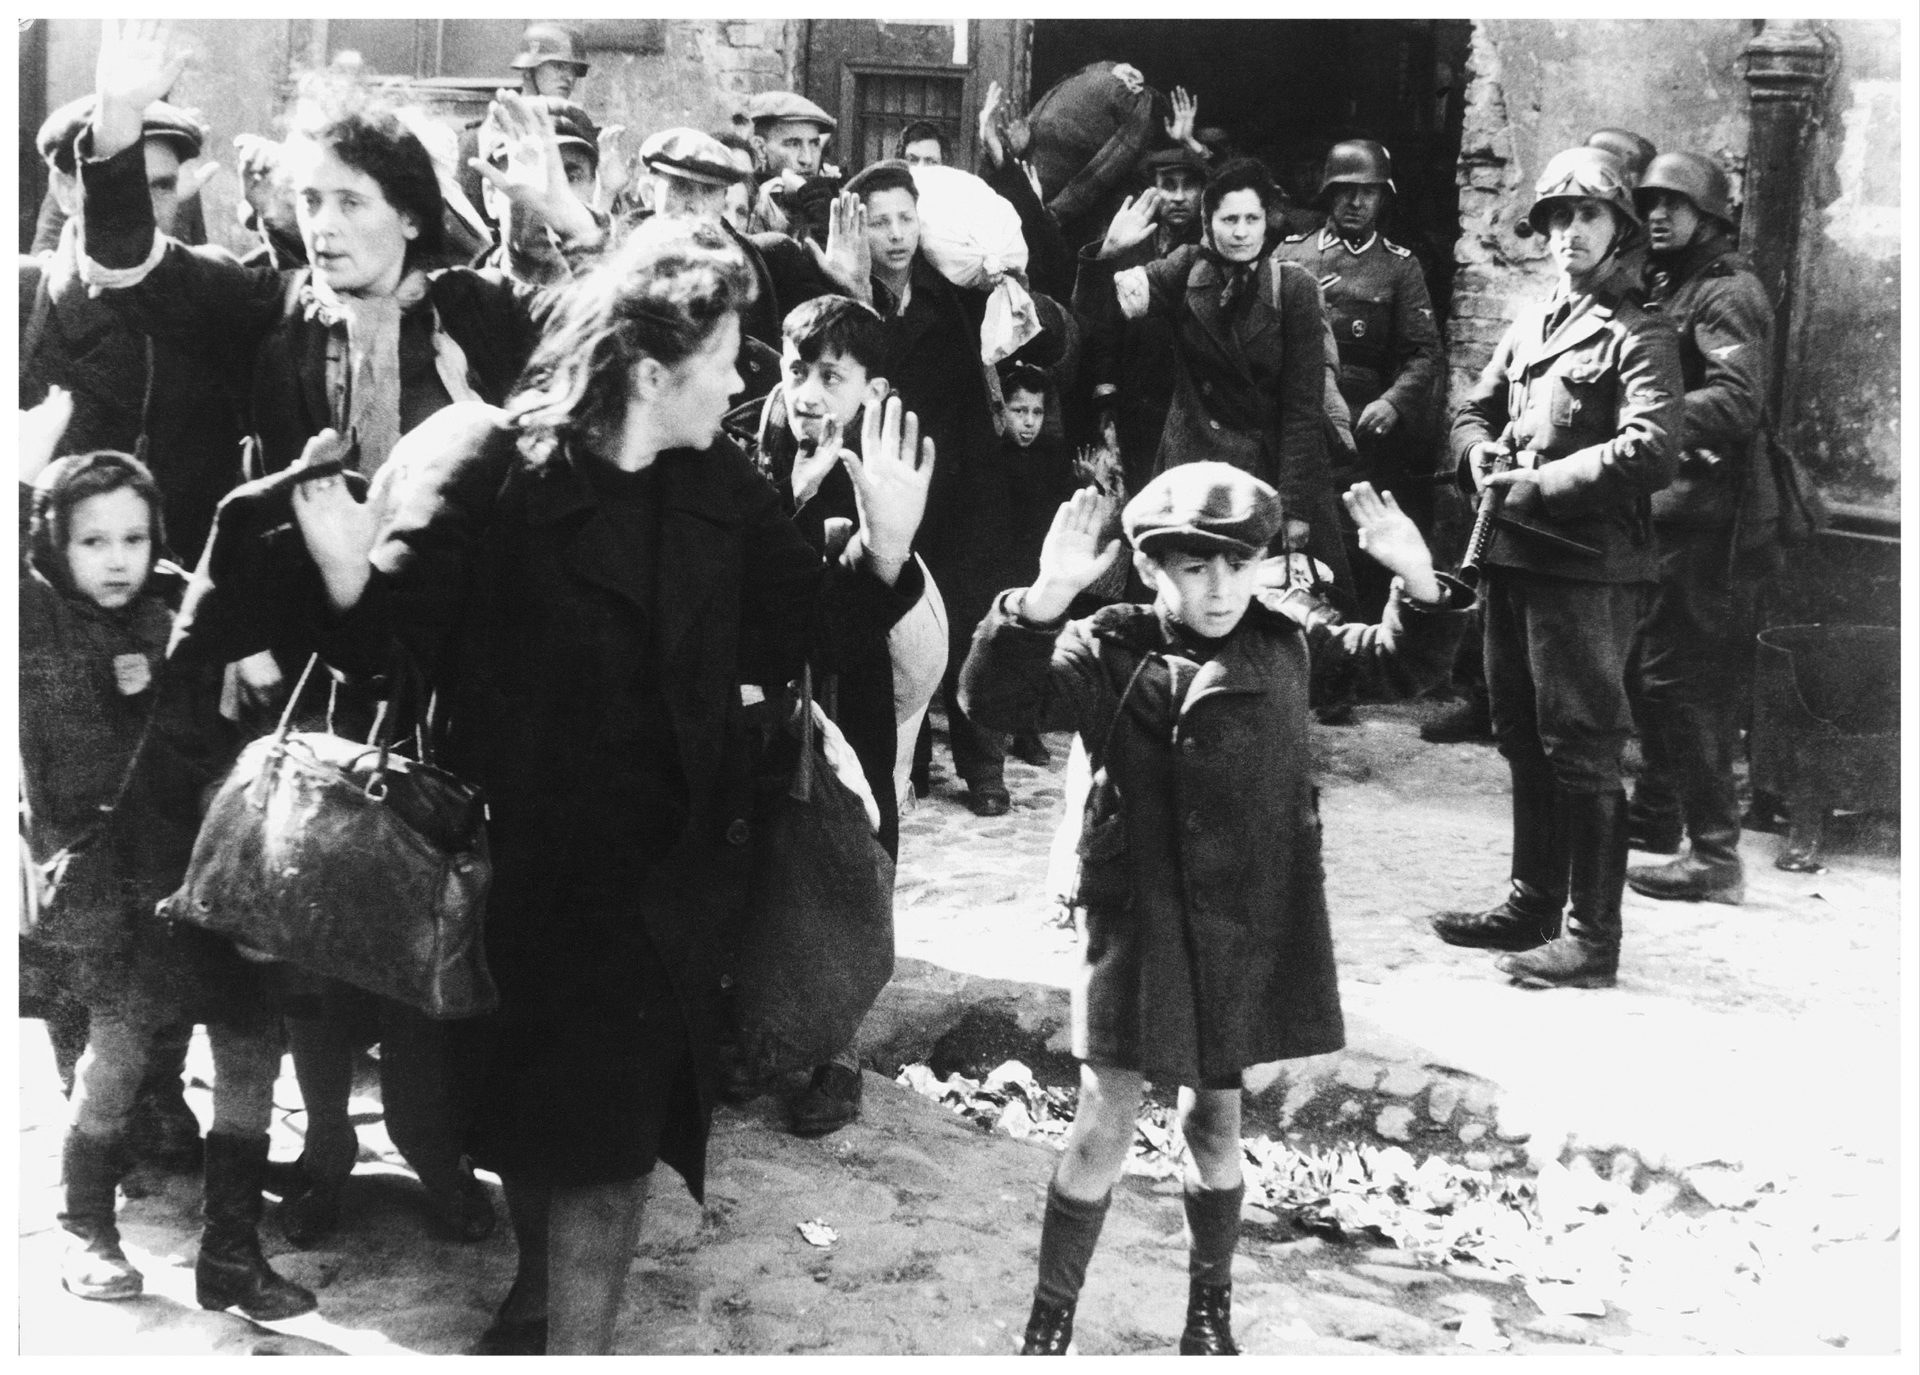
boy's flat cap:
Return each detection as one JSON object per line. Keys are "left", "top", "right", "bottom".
{"left": 1123, "top": 461, "right": 1283, "bottom": 555}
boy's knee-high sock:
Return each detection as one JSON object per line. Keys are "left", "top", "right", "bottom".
{"left": 1034, "top": 1181, "right": 1112, "bottom": 1307}
{"left": 1183, "top": 1182, "right": 1245, "bottom": 1286}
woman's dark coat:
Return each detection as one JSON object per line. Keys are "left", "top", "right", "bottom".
{"left": 78, "top": 138, "right": 544, "bottom": 480}
{"left": 323, "top": 404, "right": 923, "bottom": 1196}
{"left": 959, "top": 582, "right": 1470, "bottom": 1083}
{"left": 1074, "top": 243, "right": 1351, "bottom": 588}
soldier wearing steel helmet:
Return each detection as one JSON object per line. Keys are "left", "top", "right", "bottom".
{"left": 1427, "top": 145, "right": 1683, "bottom": 991}
{"left": 1276, "top": 139, "right": 1443, "bottom": 616}
{"left": 1622, "top": 151, "right": 1774, "bottom": 907}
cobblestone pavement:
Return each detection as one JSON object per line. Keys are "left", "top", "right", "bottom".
{"left": 16, "top": 699, "right": 1910, "bottom": 1355}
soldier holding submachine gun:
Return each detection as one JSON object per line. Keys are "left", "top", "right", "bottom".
{"left": 1428, "top": 145, "right": 1683, "bottom": 991}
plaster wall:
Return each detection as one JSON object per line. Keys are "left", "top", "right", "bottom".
{"left": 36, "top": 18, "right": 805, "bottom": 259}
{"left": 1448, "top": 18, "right": 1902, "bottom": 529}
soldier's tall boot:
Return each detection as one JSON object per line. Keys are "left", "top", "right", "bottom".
{"left": 1500, "top": 790, "right": 1626, "bottom": 989}
{"left": 1628, "top": 701, "right": 1745, "bottom": 904}
{"left": 1430, "top": 757, "right": 1567, "bottom": 951}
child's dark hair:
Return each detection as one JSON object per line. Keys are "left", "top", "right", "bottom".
{"left": 844, "top": 158, "right": 917, "bottom": 204}
{"left": 781, "top": 295, "right": 886, "bottom": 375}
{"left": 287, "top": 70, "right": 446, "bottom": 267}
{"left": 28, "top": 450, "right": 166, "bottom": 592}
{"left": 999, "top": 361, "right": 1051, "bottom": 402}
{"left": 895, "top": 120, "right": 950, "bottom": 161}
{"left": 1201, "top": 156, "right": 1281, "bottom": 222}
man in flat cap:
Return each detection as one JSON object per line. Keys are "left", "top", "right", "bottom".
{"left": 747, "top": 90, "right": 841, "bottom": 238}
{"left": 1080, "top": 142, "right": 1215, "bottom": 495}
{"left": 636, "top": 127, "right": 866, "bottom": 400}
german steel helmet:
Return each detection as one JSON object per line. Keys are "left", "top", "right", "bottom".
{"left": 1635, "top": 151, "right": 1735, "bottom": 229}
{"left": 1584, "top": 127, "right": 1657, "bottom": 183}
{"left": 1526, "top": 146, "right": 1642, "bottom": 237}
{"left": 510, "top": 23, "right": 589, "bottom": 74}
{"left": 1317, "top": 138, "right": 1396, "bottom": 198}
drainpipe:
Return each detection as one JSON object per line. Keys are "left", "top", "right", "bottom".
{"left": 1738, "top": 21, "right": 1833, "bottom": 423}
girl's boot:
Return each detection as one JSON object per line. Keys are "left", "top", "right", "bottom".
{"left": 196, "top": 1130, "right": 317, "bottom": 1320}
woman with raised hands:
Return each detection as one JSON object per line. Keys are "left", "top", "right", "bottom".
{"left": 289, "top": 217, "right": 934, "bottom": 1355}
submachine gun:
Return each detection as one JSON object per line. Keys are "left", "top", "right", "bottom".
{"left": 1458, "top": 428, "right": 1601, "bottom": 585}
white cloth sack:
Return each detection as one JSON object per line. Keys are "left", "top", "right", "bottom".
{"left": 909, "top": 164, "right": 1041, "bottom": 365}
{"left": 888, "top": 556, "right": 949, "bottom": 809}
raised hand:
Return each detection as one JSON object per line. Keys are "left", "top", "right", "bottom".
{"left": 1098, "top": 188, "right": 1164, "bottom": 259}
{"left": 978, "top": 79, "right": 1006, "bottom": 168}
{"left": 1024, "top": 488, "right": 1122, "bottom": 623}
{"left": 808, "top": 191, "right": 872, "bottom": 302}
{"left": 20, "top": 387, "right": 75, "bottom": 485}
{"left": 595, "top": 124, "right": 631, "bottom": 202}
{"left": 843, "top": 395, "right": 934, "bottom": 586}
{"left": 290, "top": 429, "right": 377, "bottom": 612}
{"left": 1163, "top": 86, "right": 1200, "bottom": 147}
{"left": 471, "top": 92, "right": 600, "bottom": 243}
{"left": 94, "top": 18, "right": 188, "bottom": 159}
{"left": 1343, "top": 481, "right": 1441, "bottom": 604}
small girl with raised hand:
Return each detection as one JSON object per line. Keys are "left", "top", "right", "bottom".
{"left": 19, "top": 393, "right": 311, "bottom": 1319}
{"left": 959, "top": 463, "right": 1473, "bottom": 1355}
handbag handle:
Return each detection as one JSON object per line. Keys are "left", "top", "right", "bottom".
{"left": 268, "top": 652, "right": 415, "bottom": 802}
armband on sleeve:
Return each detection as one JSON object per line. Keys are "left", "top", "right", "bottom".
{"left": 1114, "top": 266, "right": 1149, "bottom": 321}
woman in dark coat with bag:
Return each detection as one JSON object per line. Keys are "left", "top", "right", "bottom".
{"left": 290, "top": 218, "right": 934, "bottom": 1354}
{"left": 75, "top": 20, "right": 609, "bottom": 1246}
{"left": 1072, "top": 157, "right": 1352, "bottom": 592}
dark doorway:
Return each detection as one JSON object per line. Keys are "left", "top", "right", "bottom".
{"left": 1029, "top": 19, "right": 1471, "bottom": 320}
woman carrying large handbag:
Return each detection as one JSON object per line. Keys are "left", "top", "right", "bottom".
{"left": 286, "top": 219, "right": 934, "bottom": 1355}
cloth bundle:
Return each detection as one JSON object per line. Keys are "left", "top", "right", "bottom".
{"left": 909, "top": 164, "right": 1040, "bottom": 365}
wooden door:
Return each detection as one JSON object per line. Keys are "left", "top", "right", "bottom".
{"left": 800, "top": 19, "right": 1027, "bottom": 175}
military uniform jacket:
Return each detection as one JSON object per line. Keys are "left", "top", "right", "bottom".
{"left": 1644, "top": 239, "right": 1772, "bottom": 528}
{"left": 1275, "top": 226, "right": 1442, "bottom": 423}
{"left": 1452, "top": 280, "right": 1683, "bottom": 583}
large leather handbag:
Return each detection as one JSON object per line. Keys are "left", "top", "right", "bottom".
{"left": 732, "top": 666, "right": 896, "bottom": 1079}
{"left": 160, "top": 655, "right": 497, "bottom": 1020}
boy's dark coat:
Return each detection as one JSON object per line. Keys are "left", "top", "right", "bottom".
{"left": 959, "top": 584, "right": 1469, "bottom": 1083}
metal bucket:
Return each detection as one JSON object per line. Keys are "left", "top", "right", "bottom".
{"left": 1750, "top": 624, "right": 1900, "bottom": 813}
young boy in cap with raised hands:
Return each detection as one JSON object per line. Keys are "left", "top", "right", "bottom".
{"left": 959, "top": 466, "right": 1472, "bottom": 1355}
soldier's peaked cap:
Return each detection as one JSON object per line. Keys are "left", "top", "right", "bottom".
{"left": 1124, "top": 463, "right": 1284, "bottom": 556}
